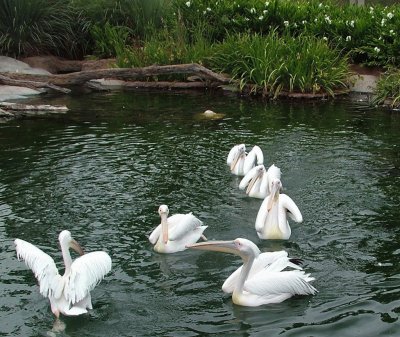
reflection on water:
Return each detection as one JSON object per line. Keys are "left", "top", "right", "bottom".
{"left": 0, "top": 91, "right": 399, "bottom": 336}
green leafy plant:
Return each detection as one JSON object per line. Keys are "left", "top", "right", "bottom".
{"left": 209, "top": 31, "right": 350, "bottom": 97}
{"left": 91, "top": 22, "right": 131, "bottom": 58}
{"left": 373, "top": 68, "right": 400, "bottom": 108}
{"left": 0, "top": 0, "right": 90, "bottom": 58}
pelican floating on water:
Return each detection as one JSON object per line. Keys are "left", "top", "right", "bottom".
{"left": 227, "top": 144, "right": 264, "bottom": 176}
{"left": 255, "top": 178, "right": 303, "bottom": 240}
{"left": 239, "top": 164, "right": 281, "bottom": 199}
{"left": 149, "top": 204, "right": 208, "bottom": 253}
{"left": 14, "top": 230, "right": 112, "bottom": 318}
{"left": 188, "top": 238, "right": 317, "bottom": 306}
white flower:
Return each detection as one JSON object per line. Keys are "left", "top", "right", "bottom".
{"left": 324, "top": 15, "right": 331, "bottom": 24}
{"left": 250, "top": 7, "right": 256, "bottom": 14}
{"left": 369, "top": 7, "right": 374, "bottom": 13}
{"left": 206, "top": 7, "right": 211, "bottom": 11}
{"left": 319, "top": 3, "right": 323, "bottom": 8}
{"left": 302, "top": 20, "right": 307, "bottom": 25}
{"left": 284, "top": 21, "right": 289, "bottom": 27}
{"left": 381, "top": 18, "right": 386, "bottom": 26}
{"left": 265, "top": 1, "right": 270, "bottom": 6}
{"left": 346, "top": 36, "right": 351, "bottom": 41}
{"left": 387, "top": 12, "right": 394, "bottom": 19}
{"left": 185, "top": 1, "right": 190, "bottom": 7}
{"left": 390, "top": 29, "right": 394, "bottom": 35}
{"left": 259, "top": 15, "right": 264, "bottom": 20}
{"left": 374, "top": 47, "right": 380, "bottom": 53}
{"left": 323, "top": 37, "right": 328, "bottom": 41}
{"left": 245, "top": 17, "right": 249, "bottom": 21}
{"left": 350, "top": 20, "right": 355, "bottom": 27}
{"left": 263, "top": 10, "right": 268, "bottom": 14}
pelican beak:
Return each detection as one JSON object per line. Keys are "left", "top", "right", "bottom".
{"left": 70, "top": 239, "right": 85, "bottom": 256}
{"left": 267, "top": 183, "right": 280, "bottom": 211}
{"left": 161, "top": 216, "right": 169, "bottom": 244}
{"left": 246, "top": 170, "right": 262, "bottom": 194}
{"left": 187, "top": 240, "right": 238, "bottom": 255}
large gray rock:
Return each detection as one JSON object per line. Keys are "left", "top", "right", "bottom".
{"left": 0, "top": 56, "right": 49, "bottom": 101}
{"left": 0, "top": 56, "right": 51, "bottom": 75}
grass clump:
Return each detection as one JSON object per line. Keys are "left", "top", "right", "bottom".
{"left": 373, "top": 68, "right": 400, "bottom": 108}
{"left": 209, "top": 31, "right": 350, "bottom": 98}
{"left": 0, "top": 0, "right": 90, "bottom": 58}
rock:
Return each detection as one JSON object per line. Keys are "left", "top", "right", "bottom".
{"left": 0, "top": 85, "right": 43, "bottom": 102}
{"left": 0, "top": 56, "right": 51, "bottom": 75}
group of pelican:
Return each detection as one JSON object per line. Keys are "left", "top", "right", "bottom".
{"left": 13, "top": 143, "right": 316, "bottom": 319}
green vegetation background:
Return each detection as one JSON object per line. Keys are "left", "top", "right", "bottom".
{"left": 1, "top": 0, "right": 399, "bottom": 105}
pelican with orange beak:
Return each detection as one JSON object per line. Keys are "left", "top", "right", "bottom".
{"left": 187, "top": 238, "right": 317, "bottom": 307}
{"left": 255, "top": 178, "right": 303, "bottom": 240}
{"left": 149, "top": 205, "right": 207, "bottom": 253}
{"left": 14, "top": 230, "right": 112, "bottom": 318}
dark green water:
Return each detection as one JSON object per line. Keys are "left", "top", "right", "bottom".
{"left": 0, "top": 91, "right": 399, "bottom": 337}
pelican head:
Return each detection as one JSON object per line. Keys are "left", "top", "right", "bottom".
{"left": 267, "top": 178, "right": 283, "bottom": 211}
{"left": 58, "top": 230, "right": 84, "bottom": 256}
{"left": 231, "top": 144, "right": 246, "bottom": 171}
{"left": 246, "top": 165, "right": 265, "bottom": 194}
{"left": 188, "top": 238, "right": 260, "bottom": 260}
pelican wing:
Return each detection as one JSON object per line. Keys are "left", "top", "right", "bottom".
{"left": 14, "top": 239, "right": 64, "bottom": 299}
{"left": 245, "top": 270, "right": 317, "bottom": 296}
{"left": 64, "top": 251, "right": 112, "bottom": 305}
{"left": 255, "top": 197, "right": 270, "bottom": 232}
{"left": 238, "top": 165, "right": 258, "bottom": 190}
{"left": 149, "top": 224, "right": 161, "bottom": 244}
{"left": 168, "top": 214, "right": 203, "bottom": 241}
{"left": 280, "top": 194, "right": 303, "bottom": 223}
{"left": 222, "top": 251, "right": 299, "bottom": 293}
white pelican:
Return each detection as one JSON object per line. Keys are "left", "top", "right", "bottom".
{"left": 149, "top": 204, "right": 208, "bottom": 253}
{"left": 255, "top": 178, "right": 303, "bottom": 240}
{"left": 239, "top": 164, "right": 281, "bottom": 199}
{"left": 14, "top": 230, "right": 112, "bottom": 318}
{"left": 227, "top": 144, "right": 264, "bottom": 176}
{"left": 188, "top": 238, "right": 317, "bottom": 307}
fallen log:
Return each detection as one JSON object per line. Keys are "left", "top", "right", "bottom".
{"left": 0, "top": 102, "right": 69, "bottom": 112}
{"left": 1, "top": 63, "right": 232, "bottom": 87}
{"left": 0, "top": 74, "right": 71, "bottom": 93}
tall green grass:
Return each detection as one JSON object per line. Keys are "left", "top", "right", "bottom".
{"left": 209, "top": 31, "right": 350, "bottom": 97}
{"left": 0, "top": 0, "right": 90, "bottom": 58}
{"left": 373, "top": 68, "right": 400, "bottom": 108}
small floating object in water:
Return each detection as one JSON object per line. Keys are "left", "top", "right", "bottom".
{"left": 196, "top": 109, "right": 225, "bottom": 120}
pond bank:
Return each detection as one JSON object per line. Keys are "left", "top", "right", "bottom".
{"left": 0, "top": 56, "right": 381, "bottom": 121}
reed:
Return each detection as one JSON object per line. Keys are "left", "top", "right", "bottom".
{"left": 0, "top": 0, "right": 89, "bottom": 58}
{"left": 209, "top": 31, "right": 350, "bottom": 97}
{"left": 373, "top": 68, "right": 400, "bottom": 108}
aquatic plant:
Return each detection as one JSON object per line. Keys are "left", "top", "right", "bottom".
{"left": 373, "top": 68, "right": 400, "bottom": 108}
{"left": 209, "top": 31, "right": 350, "bottom": 97}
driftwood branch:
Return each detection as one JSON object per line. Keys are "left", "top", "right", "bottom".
{"left": 0, "top": 74, "right": 71, "bottom": 93}
{"left": 0, "top": 63, "right": 231, "bottom": 87}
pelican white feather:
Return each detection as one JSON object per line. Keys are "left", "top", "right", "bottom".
{"left": 239, "top": 164, "right": 281, "bottom": 199}
{"left": 227, "top": 144, "right": 264, "bottom": 176}
{"left": 255, "top": 178, "right": 303, "bottom": 240}
{"left": 149, "top": 204, "right": 208, "bottom": 253}
{"left": 188, "top": 238, "right": 317, "bottom": 307}
{"left": 15, "top": 230, "right": 112, "bottom": 317}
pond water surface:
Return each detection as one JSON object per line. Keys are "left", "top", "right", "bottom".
{"left": 0, "top": 90, "right": 399, "bottom": 337}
